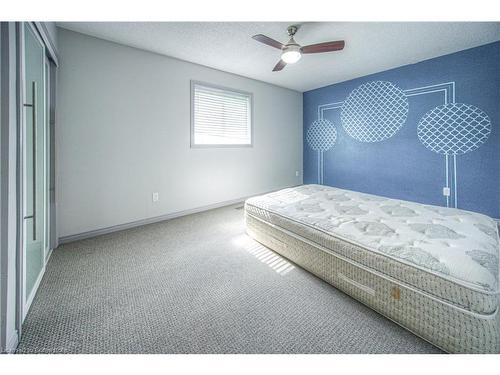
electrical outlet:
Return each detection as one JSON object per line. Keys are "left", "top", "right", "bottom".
{"left": 295, "top": 171, "right": 300, "bottom": 177}
{"left": 443, "top": 187, "right": 451, "bottom": 197}
{"left": 152, "top": 192, "right": 159, "bottom": 202}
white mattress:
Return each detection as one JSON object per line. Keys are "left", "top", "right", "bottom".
{"left": 245, "top": 185, "right": 500, "bottom": 315}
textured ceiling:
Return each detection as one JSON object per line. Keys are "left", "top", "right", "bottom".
{"left": 57, "top": 22, "right": 500, "bottom": 92}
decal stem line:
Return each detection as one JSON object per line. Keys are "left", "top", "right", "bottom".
{"left": 454, "top": 155, "right": 457, "bottom": 208}
{"left": 445, "top": 154, "right": 449, "bottom": 208}
{"left": 320, "top": 152, "right": 324, "bottom": 184}
{"left": 317, "top": 151, "right": 321, "bottom": 184}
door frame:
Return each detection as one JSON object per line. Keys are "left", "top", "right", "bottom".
{"left": 16, "top": 21, "right": 49, "bottom": 328}
{"left": 44, "top": 57, "right": 51, "bottom": 262}
{"left": 0, "top": 21, "right": 17, "bottom": 353}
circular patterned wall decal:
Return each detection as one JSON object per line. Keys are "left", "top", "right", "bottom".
{"left": 341, "top": 81, "right": 409, "bottom": 142}
{"left": 417, "top": 103, "right": 491, "bottom": 155}
{"left": 306, "top": 119, "right": 337, "bottom": 152}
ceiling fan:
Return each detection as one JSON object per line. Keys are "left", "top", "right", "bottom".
{"left": 252, "top": 25, "right": 345, "bottom": 72}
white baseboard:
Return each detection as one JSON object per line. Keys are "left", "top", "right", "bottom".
{"left": 58, "top": 187, "right": 299, "bottom": 245}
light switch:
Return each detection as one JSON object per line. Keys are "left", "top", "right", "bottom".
{"left": 152, "top": 192, "right": 159, "bottom": 202}
{"left": 443, "top": 187, "right": 451, "bottom": 197}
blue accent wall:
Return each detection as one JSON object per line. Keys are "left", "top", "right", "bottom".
{"left": 303, "top": 41, "right": 500, "bottom": 218}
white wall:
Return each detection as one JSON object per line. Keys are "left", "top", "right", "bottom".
{"left": 56, "top": 28, "right": 303, "bottom": 238}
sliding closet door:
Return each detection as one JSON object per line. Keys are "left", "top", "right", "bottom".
{"left": 22, "top": 23, "right": 46, "bottom": 315}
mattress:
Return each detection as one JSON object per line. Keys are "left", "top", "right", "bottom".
{"left": 244, "top": 185, "right": 500, "bottom": 352}
{"left": 244, "top": 212, "right": 500, "bottom": 353}
{"left": 245, "top": 185, "right": 500, "bottom": 316}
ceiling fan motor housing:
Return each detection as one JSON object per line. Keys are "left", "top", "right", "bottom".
{"left": 283, "top": 42, "right": 301, "bottom": 54}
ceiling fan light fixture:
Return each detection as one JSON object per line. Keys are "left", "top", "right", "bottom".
{"left": 252, "top": 27, "right": 344, "bottom": 71}
{"left": 281, "top": 45, "right": 301, "bottom": 64}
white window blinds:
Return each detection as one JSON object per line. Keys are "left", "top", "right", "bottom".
{"left": 192, "top": 82, "right": 252, "bottom": 146}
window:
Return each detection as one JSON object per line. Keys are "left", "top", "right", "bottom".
{"left": 191, "top": 81, "right": 252, "bottom": 147}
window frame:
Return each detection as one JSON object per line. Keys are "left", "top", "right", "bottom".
{"left": 190, "top": 80, "right": 254, "bottom": 148}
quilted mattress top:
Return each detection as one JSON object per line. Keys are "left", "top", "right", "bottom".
{"left": 246, "top": 184, "right": 499, "bottom": 293}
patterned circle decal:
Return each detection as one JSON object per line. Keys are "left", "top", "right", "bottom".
{"left": 417, "top": 103, "right": 491, "bottom": 155}
{"left": 306, "top": 119, "right": 337, "bottom": 152}
{"left": 341, "top": 81, "right": 409, "bottom": 142}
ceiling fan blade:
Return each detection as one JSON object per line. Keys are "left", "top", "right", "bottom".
{"left": 301, "top": 40, "right": 345, "bottom": 54}
{"left": 272, "top": 60, "right": 287, "bottom": 72}
{"left": 252, "top": 34, "right": 284, "bottom": 50}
